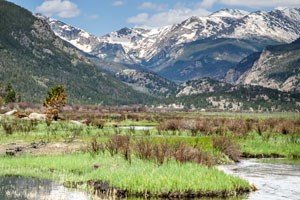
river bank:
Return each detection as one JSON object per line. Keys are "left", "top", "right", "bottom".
{"left": 0, "top": 153, "right": 252, "bottom": 198}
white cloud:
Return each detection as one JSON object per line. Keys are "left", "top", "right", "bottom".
{"left": 112, "top": 1, "right": 125, "bottom": 6}
{"left": 36, "top": 0, "right": 80, "bottom": 18}
{"left": 198, "top": 0, "right": 300, "bottom": 8}
{"left": 139, "top": 2, "right": 167, "bottom": 11}
{"left": 198, "top": 0, "right": 219, "bottom": 8}
{"left": 221, "top": 0, "right": 300, "bottom": 7}
{"left": 128, "top": 13, "right": 149, "bottom": 24}
{"left": 128, "top": 6, "right": 211, "bottom": 28}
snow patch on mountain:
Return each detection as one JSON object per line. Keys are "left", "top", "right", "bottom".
{"left": 209, "top": 9, "right": 250, "bottom": 18}
{"left": 42, "top": 7, "right": 300, "bottom": 72}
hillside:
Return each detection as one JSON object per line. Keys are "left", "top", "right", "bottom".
{"left": 0, "top": 1, "right": 151, "bottom": 105}
{"left": 236, "top": 39, "right": 300, "bottom": 92}
{"left": 115, "top": 69, "right": 178, "bottom": 97}
{"left": 224, "top": 52, "right": 262, "bottom": 84}
{"left": 158, "top": 38, "right": 271, "bottom": 81}
{"left": 173, "top": 78, "right": 300, "bottom": 112}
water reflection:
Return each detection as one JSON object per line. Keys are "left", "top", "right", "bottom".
{"left": 0, "top": 176, "right": 91, "bottom": 200}
{"left": 118, "top": 126, "right": 154, "bottom": 130}
{"left": 0, "top": 176, "right": 245, "bottom": 200}
{"left": 1, "top": 159, "right": 299, "bottom": 200}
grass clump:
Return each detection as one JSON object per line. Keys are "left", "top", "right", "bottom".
{"left": 0, "top": 117, "right": 38, "bottom": 135}
{"left": 0, "top": 153, "right": 251, "bottom": 198}
{"left": 240, "top": 132, "right": 300, "bottom": 158}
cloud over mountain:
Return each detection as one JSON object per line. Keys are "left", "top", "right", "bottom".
{"left": 36, "top": 0, "right": 80, "bottom": 18}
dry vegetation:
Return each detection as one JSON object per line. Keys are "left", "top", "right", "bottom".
{"left": 157, "top": 118, "right": 300, "bottom": 136}
{"left": 89, "top": 136, "right": 215, "bottom": 166}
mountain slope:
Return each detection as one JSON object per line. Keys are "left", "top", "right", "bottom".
{"left": 173, "top": 78, "right": 300, "bottom": 112}
{"left": 0, "top": 1, "right": 151, "bottom": 105}
{"left": 224, "top": 52, "right": 262, "bottom": 84}
{"left": 236, "top": 39, "right": 300, "bottom": 92}
{"left": 176, "top": 77, "right": 231, "bottom": 97}
{"left": 115, "top": 69, "right": 178, "bottom": 97}
{"left": 158, "top": 38, "right": 273, "bottom": 81}
{"left": 45, "top": 8, "right": 300, "bottom": 82}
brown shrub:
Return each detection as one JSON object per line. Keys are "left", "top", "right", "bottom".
{"left": 152, "top": 141, "right": 171, "bottom": 165}
{"left": 157, "top": 119, "right": 181, "bottom": 131}
{"left": 195, "top": 119, "right": 210, "bottom": 135}
{"left": 273, "top": 119, "right": 299, "bottom": 135}
{"left": 134, "top": 140, "right": 214, "bottom": 166}
{"left": 135, "top": 139, "right": 153, "bottom": 160}
{"left": 157, "top": 117, "right": 300, "bottom": 137}
{"left": 173, "top": 142, "right": 213, "bottom": 166}
{"left": 213, "top": 137, "right": 241, "bottom": 162}
{"left": 89, "top": 138, "right": 106, "bottom": 154}
{"left": 91, "top": 119, "right": 105, "bottom": 129}
{"left": 106, "top": 135, "right": 131, "bottom": 163}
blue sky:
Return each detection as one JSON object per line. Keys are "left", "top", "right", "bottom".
{"left": 7, "top": 0, "right": 300, "bottom": 36}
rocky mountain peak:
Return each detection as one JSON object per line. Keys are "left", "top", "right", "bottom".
{"left": 43, "top": 7, "right": 300, "bottom": 82}
{"left": 209, "top": 8, "right": 250, "bottom": 18}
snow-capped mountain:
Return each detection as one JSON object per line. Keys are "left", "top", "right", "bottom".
{"left": 209, "top": 8, "right": 250, "bottom": 18}
{"left": 40, "top": 7, "right": 300, "bottom": 81}
{"left": 36, "top": 14, "right": 98, "bottom": 53}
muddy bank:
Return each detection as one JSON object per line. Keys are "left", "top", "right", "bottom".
{"left": 242, "top": 152, "right": 300, "bottom": 159}
{"left": 241, "top": 152, "right": 284, "bottom": 159}
{"left": 0, "top": 141, "right": 86, "bottom": 157}
{"left": 64, "top": 180, "right": 252, "bottom": 199}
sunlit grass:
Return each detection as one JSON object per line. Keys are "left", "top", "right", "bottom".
{"left": 240, "top": 132, "right": 300, "bottom": 158}
{"left": 0, "top": 153, "right": 250, "bottom": 196}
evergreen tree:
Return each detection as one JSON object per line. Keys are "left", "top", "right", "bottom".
{"left": 4, "top": 83, "right": 16, "bottom": 103}
{"left": 43, "top": 85, "right": 67, "bottom": 121}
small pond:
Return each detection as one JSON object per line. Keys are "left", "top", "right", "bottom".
{"left": 118, "top": 126, "right": 154, "bottom": 130}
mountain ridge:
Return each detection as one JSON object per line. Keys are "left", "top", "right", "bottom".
{"left": 235, "top": 39, "right": 300, "bottom": 92}
{"left": 45, "top": 7, "right": 300, "bottom": 81}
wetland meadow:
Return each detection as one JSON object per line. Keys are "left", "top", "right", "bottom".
{"left": 0, "top": 105, "right": 299, "bottom": 199}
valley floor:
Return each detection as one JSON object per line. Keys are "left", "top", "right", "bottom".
{"left": 0, "top": 109, "right": 299, "bottom": 198}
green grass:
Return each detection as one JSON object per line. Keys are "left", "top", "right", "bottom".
{"left": 0, "top": 153, "right": 251, "bottom": 197}
{"left": 240, "top": 132, "right": 300, "bottom": 158}
{"left": 1, "top": 114, "right": 300, "bottom": 198}
{"left": 1, "top": 118, "right": 300, "bottom": 158}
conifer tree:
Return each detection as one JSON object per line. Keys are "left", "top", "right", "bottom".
{"left": 43, "top": 85, "right": 67, "bottom": 121}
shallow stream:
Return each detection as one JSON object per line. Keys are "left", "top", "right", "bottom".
{"left": 220, "top": 159, "right": 300, "bottom": 200}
